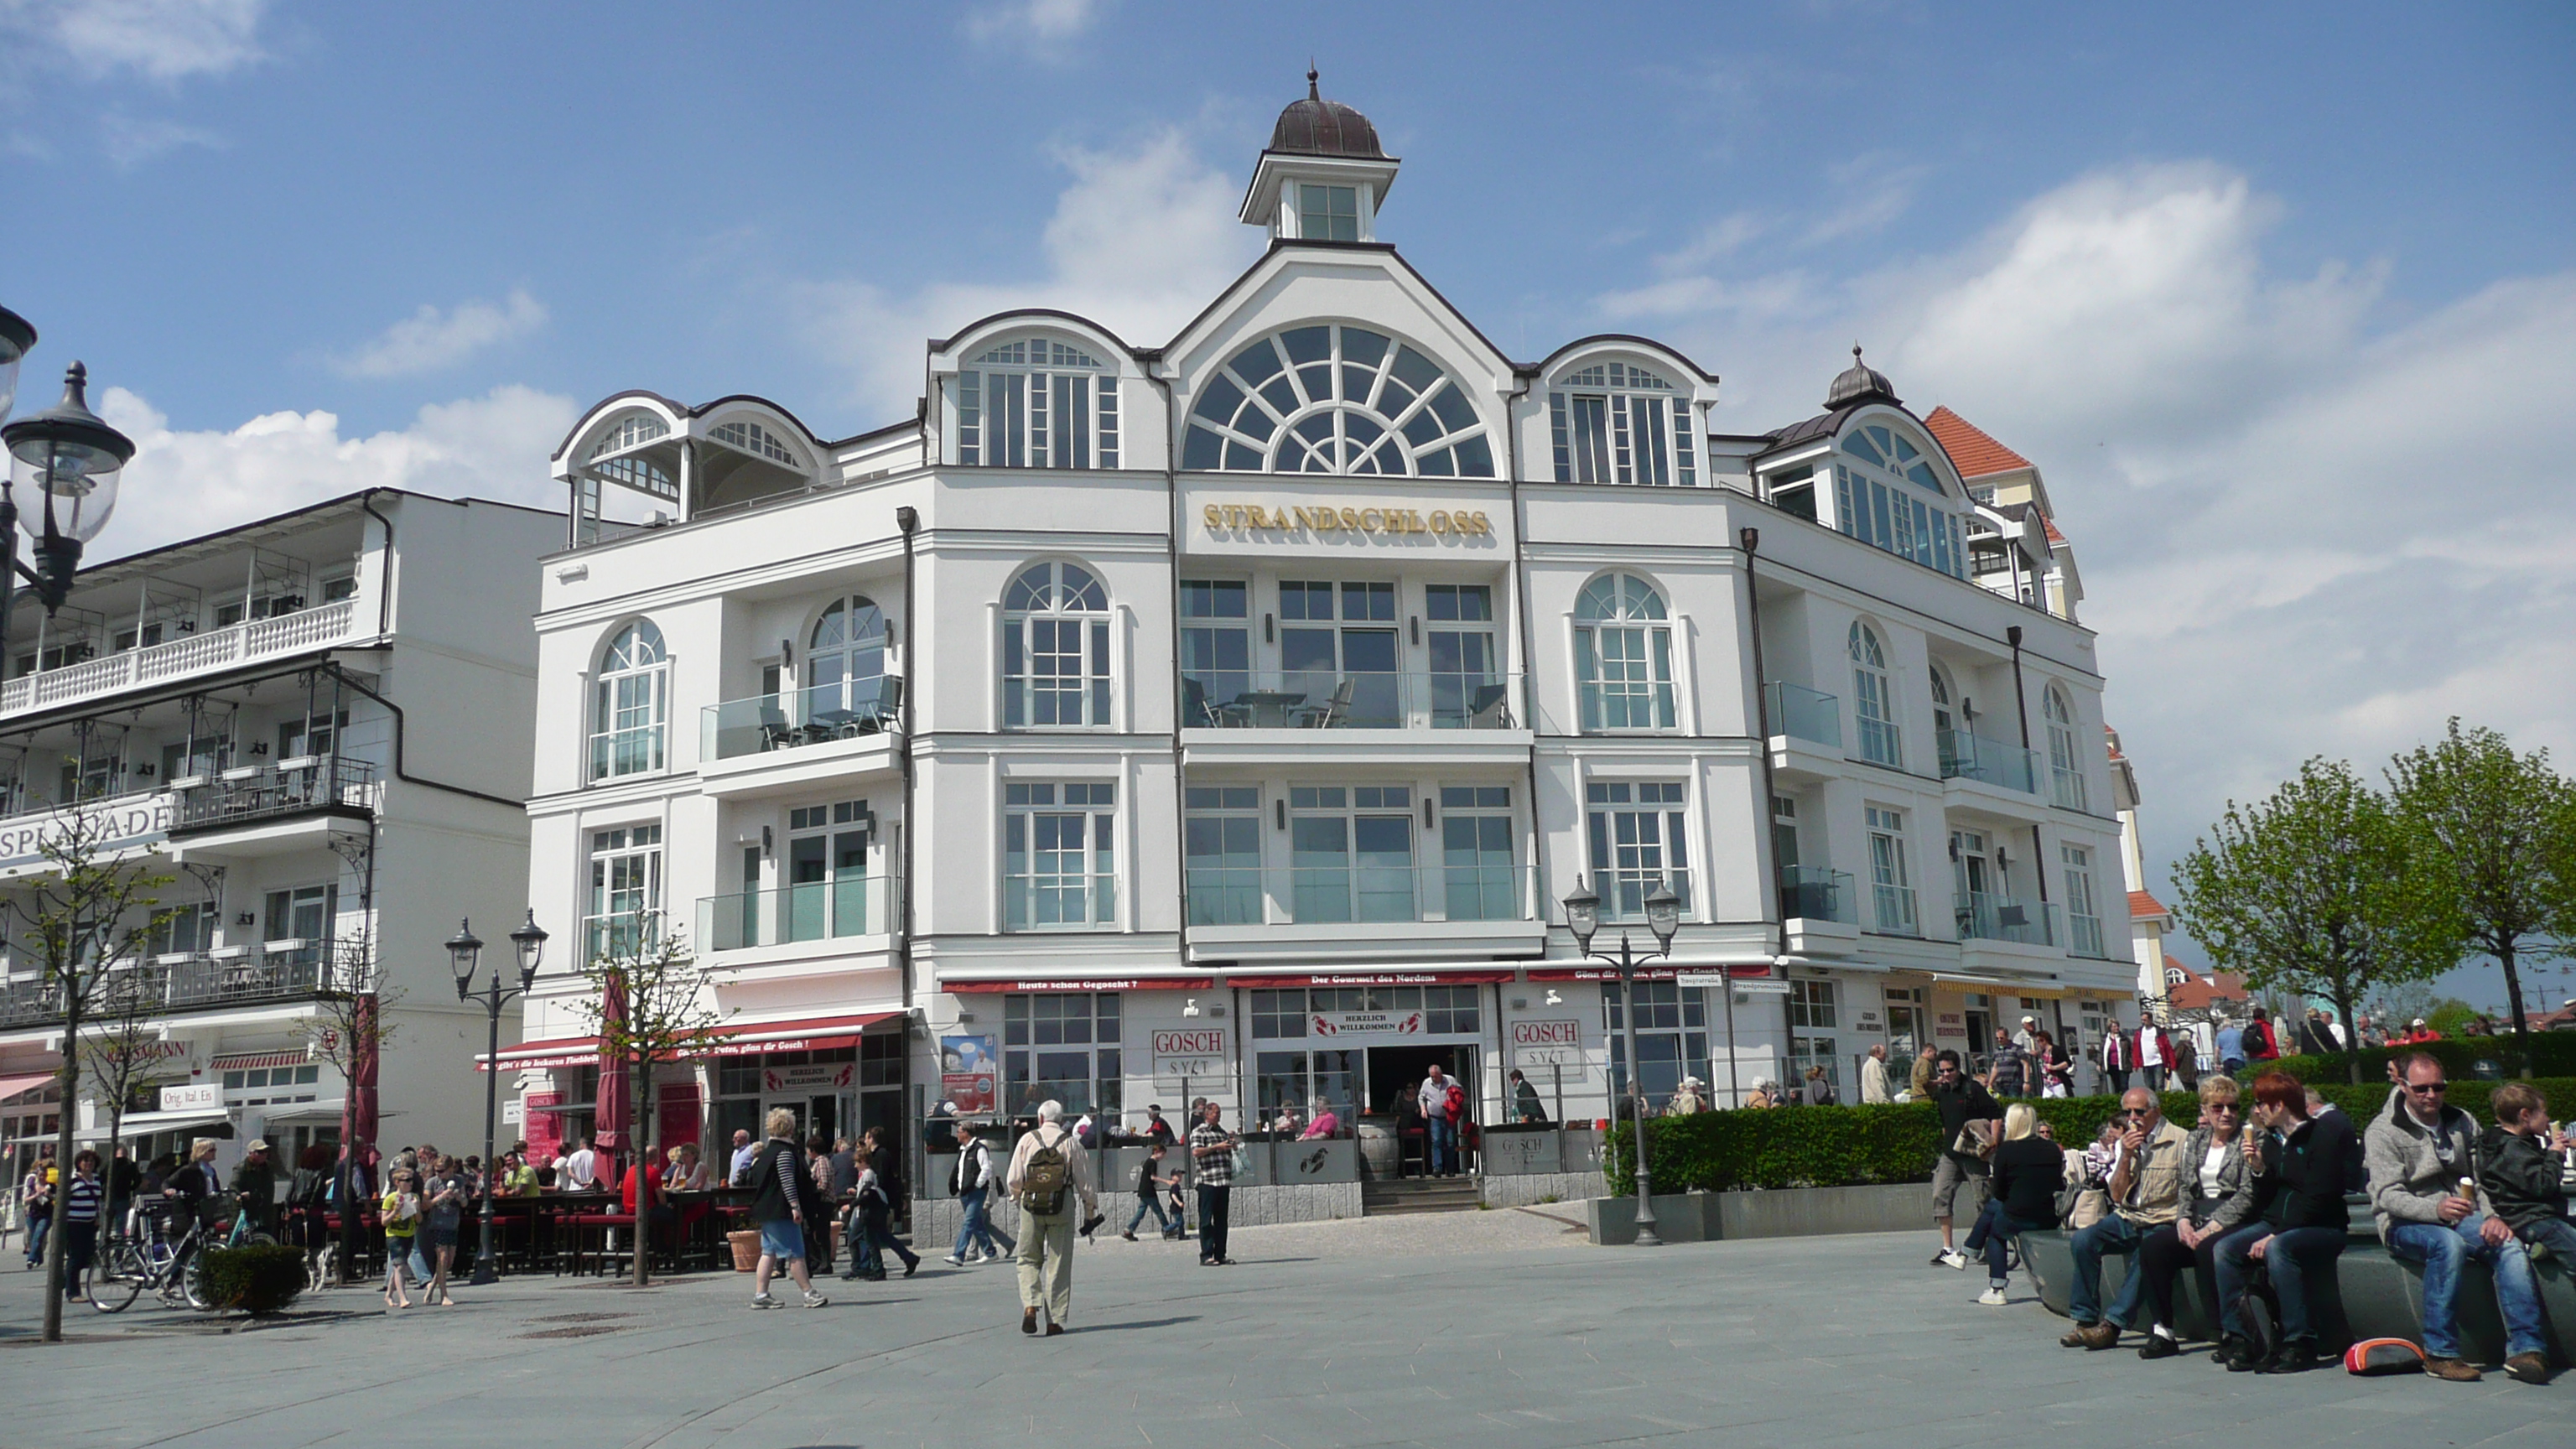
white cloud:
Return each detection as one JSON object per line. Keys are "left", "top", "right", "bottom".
{"left": 334, "top": 291, "right": 548, "bottom": 378}
{"left": 962, "top": 0, "right": 1106, "bottom": 56}
{"left": 91, "top": 383, "right": 576, "bottom": 558}
{"left": 796, "top": 127, "right": 1260, "bottom": 419}
{"left": 98, "top": 110, "right": 220, "bottom": 165}
{"left": 7, "top": 0, "right": 267, "bottom": 80}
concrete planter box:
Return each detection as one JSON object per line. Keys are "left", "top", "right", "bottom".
{"left": 1480, "top": 1125, "right": 1605, "bottom": 1177}
{"left": 1587, "top": 1182, "right": 1923, "bottom": 1246}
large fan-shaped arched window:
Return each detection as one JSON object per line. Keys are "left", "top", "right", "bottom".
{"left": 1183, "top": 325, "right": 1494, "bottom": 477}
{"left": 591, "top": 621, "right": 668, "bottom": 781}
{"left": 2044, "top": 685, "right": 2086, "bottom": 810}
{"left": 1848, "top": 621, "right": 1899, "bottom": 768}
{"left": 1003, "top": 562, "right": 1112, "bottom": 728}
{"left": 1574, "top": 574, "right": 1675, "bottom": 731}
{"left": 806, "top": 595, "right": 888, "bottom": 724}
{"left": 1835, "top": 422, "right": 1966, "bottom": 579}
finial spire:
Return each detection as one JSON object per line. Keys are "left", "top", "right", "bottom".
{"left": 1307, "top": 63, "right": 1320, "bottom": 101}
{"left": 1852, "top": 341, "right": 1864, "bottom": 364}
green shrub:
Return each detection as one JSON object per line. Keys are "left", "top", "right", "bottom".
{"left": 1604, "top": 1078, "right": 2576, "bottom": 1195}
{"left": 2260, "top": 1032, "right": 2576, "bottom": 1087}
{"left": 201, "top": 1244, "right": 306, "bottom": 1316}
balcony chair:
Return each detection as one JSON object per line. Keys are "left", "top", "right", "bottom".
{"left": 1292, "top": 678, "right": 1355, "bottom": 730}
{"left": 856, "top": 674, "right": 903, "bottom": 734}
{"left": 1182, "top": 676, "right": 1216, "bottom": 730}
{"left": 756, "top": 697, "right": 796, "bottom": 750}
{"left": 1467, "top": 682, "right": 1513, "bottom": 729}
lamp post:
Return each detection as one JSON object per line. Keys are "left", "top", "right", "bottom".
{"left": 0, "top": 351, "right": 136, "bottom": 677}
{"left": 451, "top": 911, "right": 549, "bottom": 1285}
{"left": 1562, "top": 876, "right": 1681, "bottom": 1246}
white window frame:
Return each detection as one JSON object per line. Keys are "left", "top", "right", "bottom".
{"left": 1003, "top": 782, "right": 1118, "bottom": 930}
{"left": 2063, "top": 844, "right": 2105, "bottom": 958}
{"left": 1001, "top": 562, "right": 1114, "bottom": 730}
{"left": 590, "top": 621, "right": 669, "bottom": 782}
{"left": 586, "top": 823, "right": 663, "bottom": 963}
{"left": 1866, "top": 806, "right": 1918, "bottom": 937}
{"left": 1849, "top": 622, "right": 1900, "bottom": 769}
{"left": 1549, "top": 361, "right": 1697, "bottom": 486}
{"left": 1574, "top": 574, "right": 1677, "bottom": 732}
{"left": 1586, "top": 781, "right": 1691, "bottom": 921}
{"left": 957, "top": 339, "right": 1119, "bottom": 470}
{"left": 2045, "top": 687, "right": 2088, "bottom": 811}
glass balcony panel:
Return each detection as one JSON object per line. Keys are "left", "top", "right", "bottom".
{"left": 1179, "top": 670, "right": 1523, "bottom": 730}
{"left": 1186, "top": 866, "right": 1538, "bottom": 926}
{"left": 1937, "top": 728, "right": 2039, "bottom": 793}
{"left": 1954, "top": 891, "right": 2059, "bottom": 946}
{"left": 1763, "top": 682, "right": 1843, "bottom": 749}
{"left": 697, "top": 878, "right": 895, "bottom": 951}
{"left": 1777, "top": 865, "right": 1856, "bottom": 925}
{"left": 703, "top": 681, "right": 901, "bottom": 761}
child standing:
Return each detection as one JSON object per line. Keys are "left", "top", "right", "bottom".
{"left": 379, "top": 1167, "right": 421, "bottom": 1309}
{"left": 2476, "top": 1083, "right": 2575, "bottom": 1263}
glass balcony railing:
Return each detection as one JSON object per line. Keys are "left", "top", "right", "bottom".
{"left": 1180, "top": 671, "right": 1524, "bottom": 731}
{"left": 582, "top": 911, "right": 662, "bottom": 965}
{"left": 1183, "top": 865, "right": 1536, "bottom": 927}
{"left": 1939, "top": 728, "right": 2039, "bottom": 793}
{"left": 1778, "top": 865, "right": 1856, "bottom": 925}
{"left": 703, "top": 678, "right": 902, "bottom": 761}
{"left": 699, "top": 876, "right": 897, "bottom": 952}
{"left": 1763, "top": 682, "right": 1842, "bottom": 749}
{"left": 2052, "top": 766, "right": 2090, "bottom": 812}
{"left": 1872, "top": 881, "right": 1920, "bottom": 937}
{"left": 1955, "top": 891, "right": 2059, "bottom": 947}
{"left": 1856, "top": 714, "right": 1903, "bottom": 768}
{"left": 2069, "top": 911, "right": 2107, "bottom": 959}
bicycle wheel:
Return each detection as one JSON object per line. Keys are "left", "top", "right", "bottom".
{"left": 88, "top": 1243, "right": 144, "bottom": 1313}
{"left": 242, "top": 1231, "right": 277, "bottom": 1249}
{"left": 179, "top": 1252, "right": 213, "bottom": 1311}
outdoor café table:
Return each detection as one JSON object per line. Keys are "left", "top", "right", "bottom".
{"left": 666, "top": 1187, "right": 755, "bottom": 1271}
{"left": 1231, "top": 690, "right": 1306, "bottom": 728}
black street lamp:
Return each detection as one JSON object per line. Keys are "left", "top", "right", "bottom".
{"left": 1564, "top": 876, "right": 1682, "bottom": 1247}
{"left": 0, "top": 356, "right": 136, "bottom": 675}
{"left": 452, "top": 911, "right": 548, "bottom": 1285}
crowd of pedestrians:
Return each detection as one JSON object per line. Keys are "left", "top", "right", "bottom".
{"left": 1950, "top": 1050, "right": 2569, "bottom": 1384}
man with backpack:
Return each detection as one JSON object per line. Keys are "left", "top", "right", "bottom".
{"left": 1005, "top": 1100, "right": 1098, "bottom": 1336}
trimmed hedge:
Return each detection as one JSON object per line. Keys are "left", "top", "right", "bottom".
{"left": 1605, "top": 1077, "right": 2576, "bottom": 1195}
{"left": 2262, "top": 1032, "right": 2576, "bottom": 1087}
{"left": 201, "top": 1244, "right": 306, "bottom": 1316}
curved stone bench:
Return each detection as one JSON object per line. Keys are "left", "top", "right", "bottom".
{"left": 2020, "top": 1226, "right": 2575, "bottom": 1364}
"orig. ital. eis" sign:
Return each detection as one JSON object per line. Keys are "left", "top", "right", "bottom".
{"left": 1202, "top": 502, "right": 1494, "bottom": 538}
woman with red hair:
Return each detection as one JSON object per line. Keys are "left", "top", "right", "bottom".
{"left": 2210, "top": 1070, "right": 2359, "bottom": 1374}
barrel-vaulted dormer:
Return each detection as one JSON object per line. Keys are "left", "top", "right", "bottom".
{"left": 1239, "top": 70, "right": 1400, "bottom": 243}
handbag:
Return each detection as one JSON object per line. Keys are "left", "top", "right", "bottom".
{"left": 1228, "top": 1145, "right": 1252, "bottom": 1178}
{"left": 2344, "top": 1338, "right": 2426, "bottom": 1376}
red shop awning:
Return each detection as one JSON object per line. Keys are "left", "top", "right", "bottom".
{"left": 1524, "top": 963, "right": 1775, "bottom": 984}
{"left": 475, "top": 1010, "right": 902, "bottom": 1072}
{"left": 0, "top": 1072, "right": 56, "bottom": 1102}
{"left": 1223, "top": 968, "right": 1521, "bottom": 987}
{"left": 945, "top": 977, "right": 1216, "bottom": 995}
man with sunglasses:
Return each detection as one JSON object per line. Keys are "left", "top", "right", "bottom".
{"left": 1924, "top": 1051, "right": 2003, "bottom": 1270}
{"left": 2060, "top": 1087, "right": 2190, "bottom": 1349}
{"left": 2130, "top": 1076, "right": 2257, "bottom": 1358}
{"left": 2365, "top": 1052, "right": 2551, "bottom": 1384}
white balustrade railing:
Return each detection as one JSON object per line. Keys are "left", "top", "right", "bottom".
{"left": 1, "top": 599, "right": 361, "bottom": 718}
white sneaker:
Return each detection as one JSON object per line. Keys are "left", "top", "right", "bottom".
{"left": 801, "top": 1291, "right": 829, "bottom": 1308}
{"left": 750, "top": 1292, "right": 781, "bottom": 1309}
{"left": 943, "top": 1254, "right": 967, "bottom": 1268}
{"left": 1939, "top": 1249, "right": 1968, "bottom": 1270}
{"left": 1977, "top": 1287, "right": 2008, "bottom": 1306}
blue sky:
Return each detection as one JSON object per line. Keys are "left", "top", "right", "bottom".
{"left": 3, "top": 2, "right": 2573, "bottom": 1011}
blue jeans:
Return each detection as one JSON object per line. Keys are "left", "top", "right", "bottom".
{"left": 23, "top": 1212, "right": 48, "bottom": 1265}
{"left": 1124, "top": 1194, "right": 1171, "bottom": 1236}
{"left": 2069, "top": 1213, "right": 2149, "bottom": 1327}
{"left": 2214, "top": 1223, "right": 2345, "bottom": 1344}
{"left": 2387, "top": 1214, "right": 2547, "bottom": 1360}
{"left": 1965, "top": 1199, "right": 2048, "bottom": 1287}
{"left": 854, "top": 1203, "right": 915, "bottom": 1276}
{"left": 953, "top": 1186, "right": 997, "bottom": 1259}
{"left": 2517, "top": 1213, "right": 2576, "bottom": 1265}
{"left": 1427, "top": 1119, "right": 1456, "bottom": 1175}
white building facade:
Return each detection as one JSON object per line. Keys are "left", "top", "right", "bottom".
{"left": 508, "top": 84, "right": 2137, "bottom": 1162}
{"left": 0, "top": 491, "right": 559, "bottom": 1181}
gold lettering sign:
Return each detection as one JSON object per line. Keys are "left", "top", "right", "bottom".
{"left": 1202, "top": 502, "right": 1492, "bottom": 538}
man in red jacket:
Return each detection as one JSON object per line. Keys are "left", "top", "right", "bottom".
{"left": 2245, "top": 1007, "right": 2281, "bottom": 1062}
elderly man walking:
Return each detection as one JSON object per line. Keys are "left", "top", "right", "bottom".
{"left": 1860, "top": 1044, "right": 1893, "bottom": 1105}
{"left": 1006, "top": 1101, "right": 1099, "bottom": 1337}
{"left": 2366, "top": 1052, "right": 2552, "bottom": 1384}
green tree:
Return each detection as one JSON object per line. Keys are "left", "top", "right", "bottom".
{"left": 573, "top": 924, "right": 729, "bottom": 1287}
{"left": 2384, "top": 719, "right": 2576, "bottom": 1063}
{"left": 2172, "top": 757, "right": 2459, "bottom": 1083}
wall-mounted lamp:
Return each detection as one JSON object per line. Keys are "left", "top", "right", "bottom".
{"left": 762, "top": 824, "right": 774, "bottom": 856}
{"left": 779, "top": 638, "right": 793, "bottom": 667}
{"left": 956, "top": 1010, "right": 975, "bottom": 1025}
{"left": 1421, "top": 797, "right": 1434, "bottom": 828}
{"left": 1409, "top": 616, "right": 1420, "bottom": 645}
{"left": 235, "top": 911, "right": 255, "bottom": 927}
{"left": 1994, "top": 846, "right": 2012, "bottom": 873}
{"left": 1275, "top": 799, "right": 1286, "bottom": 831}
{"left": 1182, "top": 998, "right": 1201, "bottom": 1019}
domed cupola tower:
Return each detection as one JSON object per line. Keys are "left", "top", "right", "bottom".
{"left": 1239, "top": 69, "right": 1400, "bottom": 242}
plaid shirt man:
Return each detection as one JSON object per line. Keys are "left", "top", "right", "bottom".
{"left": 1188, "top": 1121, "right": 1235, "bottom": 1187}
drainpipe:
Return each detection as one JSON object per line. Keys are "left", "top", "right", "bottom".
{"left": 320, "top": 662, "right": 522, "bottom": 810}
{"left": 358, "top": 492, "right": 397, "bottom": 640}
{"left": 896, "top": 506, "right": 920, "bottom": 1015}
{"left": 1740, "top": 527, "right": 1780, "bottom": 958}
{"left": 1501, "top": 373, "right": 1545, "bottom": 948}
{"left": 2007, "top": 625, "right": 2049, "bottom": 914}
{"left": 1148, "top": 364, "right": 1190, "bottom": 972}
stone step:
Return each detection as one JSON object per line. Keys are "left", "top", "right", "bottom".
{"left": 1361, "top": 1178, "right": 1483, "bottom": 1215}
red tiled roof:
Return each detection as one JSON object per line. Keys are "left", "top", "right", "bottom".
{"left": 2168, "top": 974, "right": 2249, "bottom": 1011}
{"left": 2104, "top": 725, "right": 2126, "bottom": 761}
{"left": 2129, "top": 889, "right": 2169, "bottom": 920}
{"left": 1924, "top": 405, "right": 2034, "bottom": 479}
{"left": 2041, "top": 516, "right": 2068, "bottom": 545}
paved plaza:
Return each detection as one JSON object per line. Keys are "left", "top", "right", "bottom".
{"left": 0, "top": 1210, "right": 2563, "bottom": 1449}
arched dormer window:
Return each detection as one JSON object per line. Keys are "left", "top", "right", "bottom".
{"left": 958, "top": 338, "right": 1119, "bottom": 470}
{"left": 709, "top": 418, "right": 802, "bottom": 468}
{"left": 1848, "top": 621, "right": 1899, "bottom": 768}
{"left": 1183, "top": 324, "right": 1494, "bottom": 477}
{"left": 1835, "top": 422, "right": 1966, "bottom": 579}
{"left": 1574, "top": 574, "right": 1675, "bottom": 732}
{"left": 1002, "top": 562, "right": 1112, "bottom": 728}
{"left": 806, "top": 595, "right": 890, "bottom": 724}
{"left": 2044, "top": 686, "right": 2086, "bottom": 811}
{"left": 591, "top": 621, "right": 668, "bottom": 782}
{"left": 1550, "top": 361, "right": 1696, "bottom": 486}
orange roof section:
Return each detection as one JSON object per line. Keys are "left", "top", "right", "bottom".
{"left": 1924, "top": 405, "right": 2034, "bottom": 480}
{"left": 2129, "top": 889, "right": 2169, "bottom": 920}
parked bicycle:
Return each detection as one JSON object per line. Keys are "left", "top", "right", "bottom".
{"left": 87, "top": 1191, "right": 273, "bottom": 1313}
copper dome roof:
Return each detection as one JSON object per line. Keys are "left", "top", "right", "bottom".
{"left": 1825, "top": 343, "right": 1900, "bottom": 409}
{"left": 1270, "top": 69, "right": 1384, "bottom": 159}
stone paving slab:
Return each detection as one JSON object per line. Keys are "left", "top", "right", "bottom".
{"left": 0, "top": 1213, "right": 2563, "bottom": 1449}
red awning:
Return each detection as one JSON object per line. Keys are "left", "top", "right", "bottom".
{"left": 475, "top": 1010, "right": 901, "bottom": 1072}
{"left": 946, "top": 977, "right": 1215, "bottom": 995}
{"left": 0, "top": 1072, "right": 55, "bottom": 1102}
{"left": 1223, "top": 969, "right": 1519, "bottom": 987}
{"left": 1524, "top": 963, "right": 1774, "bottom": 983}
{"left": 209, "top": 1051, "right": 313, "bottom": 1072}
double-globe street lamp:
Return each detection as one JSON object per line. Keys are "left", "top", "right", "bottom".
{"left": 449, "top": 911, "right": 550, "bottom": 1285}
{"left": 0, "top": 307, "right": 135, "bottom": 676}
{"left": 1561, "top": 875, "right": 1681, "bottom": 1248}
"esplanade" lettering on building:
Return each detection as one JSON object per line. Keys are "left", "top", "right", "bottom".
{"left": 1202, "top": 501, "right": 1493, "bottom": 537}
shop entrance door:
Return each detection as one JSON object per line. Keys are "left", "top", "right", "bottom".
{"left": 1367, "top": 1042, "right": 1478, "bottom": 1171}
{"left": 763, "top": 1093, "right": 841, "bottom": 1145}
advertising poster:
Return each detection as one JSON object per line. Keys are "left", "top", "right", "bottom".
{"left": 522, "top": 1091, "right": 563, "bottom": 1160}
{"left": 941, "top": 1033, "right": 998, "bottom": 1115}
